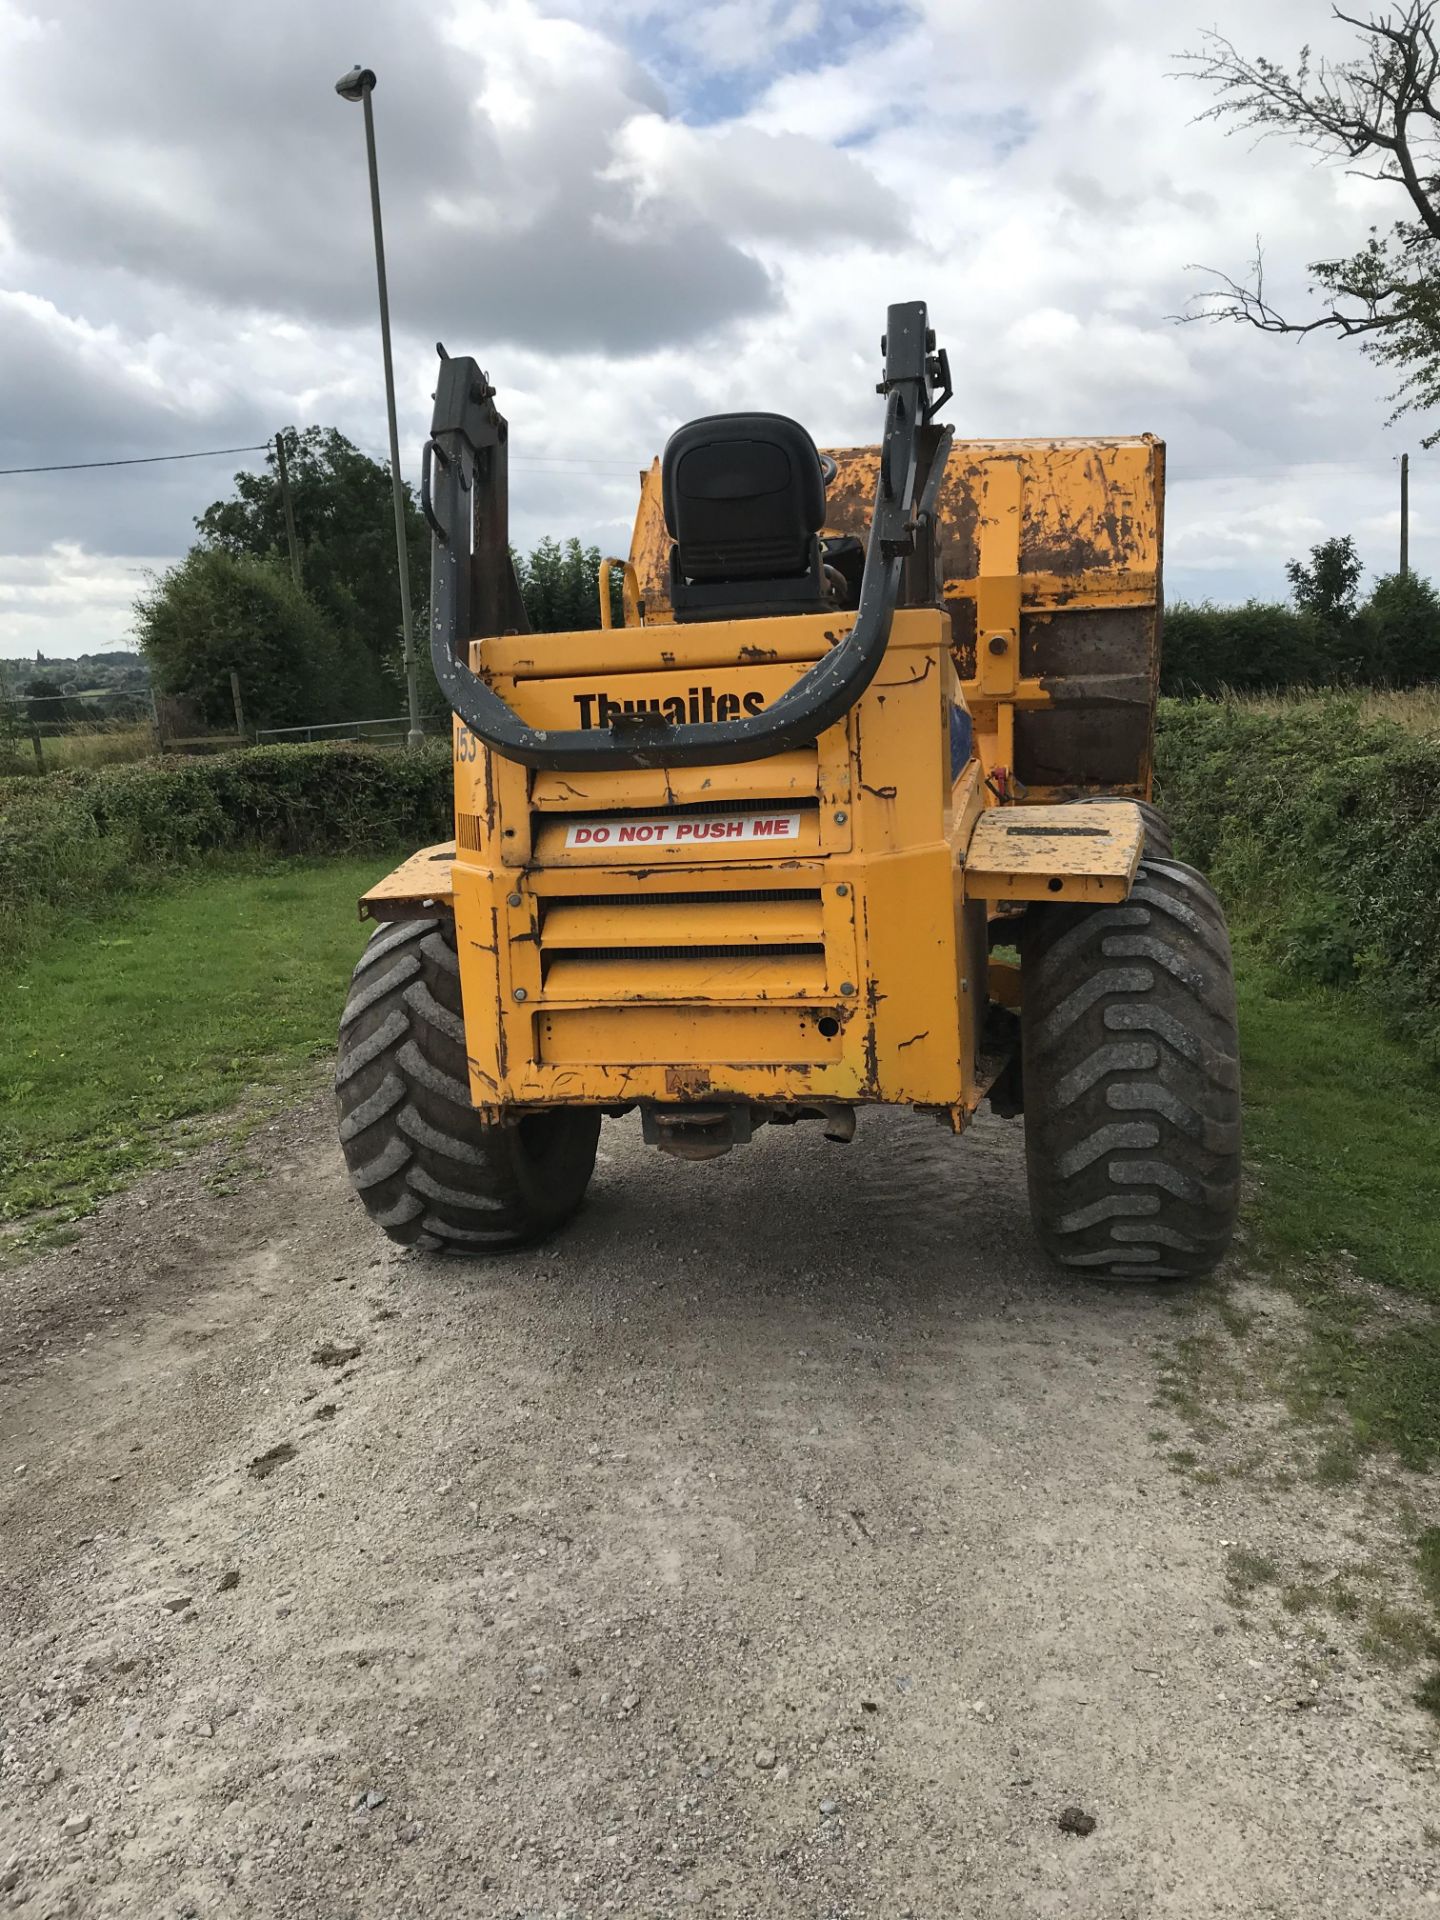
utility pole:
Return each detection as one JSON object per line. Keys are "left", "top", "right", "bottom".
{"left": 335, "top": 64, "right": 425, "bottom": 749}
{"left": 275, "top": 433, "right": 303, "bottom": 589}
{"left": 1400, "top": 451, "right": 1410, "bottom": 578}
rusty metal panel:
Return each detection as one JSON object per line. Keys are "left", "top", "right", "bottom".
{"left": 626, "top": 434, "right": 1164, "bottom": 796}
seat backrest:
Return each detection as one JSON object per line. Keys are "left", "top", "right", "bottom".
{"left": 662, "top": 412, "right": 826, "bottom": 586}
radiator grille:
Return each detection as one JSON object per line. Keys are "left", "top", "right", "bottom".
{"left": 537, "top": 885, "right": 827, "bottom": 1001}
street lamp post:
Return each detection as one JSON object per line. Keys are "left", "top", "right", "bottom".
{"left": 335, "top": 63, "right": 424, "bottom": 748}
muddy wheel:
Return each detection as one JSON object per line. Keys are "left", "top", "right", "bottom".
{"left": 1070, "top": 794, "right": 1174, "bottom": 858}
{"left": 335, "top": 917, "right": 600, "bottom": 1252}
{"left": 1021, "top": 857, "right": 1241, "bottom": 1281}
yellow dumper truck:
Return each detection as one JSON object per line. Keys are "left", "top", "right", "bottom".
{"left": 338, "top": 302, "right": 1240, "bottom": 1281}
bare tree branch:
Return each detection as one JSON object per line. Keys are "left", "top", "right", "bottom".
{"left": 1174, "top": 3, "right": 1440, "bottom": 236}
{"left": 1176, "top": 3, "right": 1440, "bottom": 439}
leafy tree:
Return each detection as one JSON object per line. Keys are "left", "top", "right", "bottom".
{"left": 1359, "top": 566, "right": 1440, "bottom": 679}
{"left": 196, "top": 427, "right": 426, "bottom": 713}
{"left": 1286, "top": 533, "right": 1364, "bottom": 623}
{"left": 1180, "top": 4, "right": 1440, "bottom": 440}
{"left": 22, "top": 677, "right": 86, "bottom": 726}
{"left": 135, "top": 549, "right": 347, "bottom": 731}
{"left": 1163, "top": 529, "right": 1440, "bottom": 693}
{"left": 513, "top": 536, "right": 619, "bottom": 633}
{"left": 1287, "top": 534, "right": 1369, "bottom": 677}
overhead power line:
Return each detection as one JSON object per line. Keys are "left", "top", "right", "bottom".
{"left": 0, "top": 441, "right": 645, "bottom": 480}
{"left": 0, "top": 442, "right": 272, "bottom": 478}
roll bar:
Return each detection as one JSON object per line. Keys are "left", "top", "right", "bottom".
{"left": 422, "top": 301, "right": 951, "bottom": 772}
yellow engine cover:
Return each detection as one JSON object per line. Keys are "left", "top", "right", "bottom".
{"left": 446, "top": 607, "right": 994, "bottom": 1119}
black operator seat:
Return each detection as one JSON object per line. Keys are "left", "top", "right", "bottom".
{"left": 661, "top": 412, "right": 833, "bottom": 622}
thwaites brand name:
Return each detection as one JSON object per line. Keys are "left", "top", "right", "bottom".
{"left": 572, "top": 686, "right": 767, "bottom": 728}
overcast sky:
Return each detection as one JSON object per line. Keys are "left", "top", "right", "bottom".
{"left": 0, "top": 0, "right": 1428, "bottom": 660}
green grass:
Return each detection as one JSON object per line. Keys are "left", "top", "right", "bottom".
{"left": 1229, "top": 936, "right": 1440, "bottom": 1713}
{"left": 1235, "top": 941, "right": 1440, "bottom": 1472}
{"left": 0, "top": 856, "right": 383, "bottom": 1227}
{"left": 1237, "top": 943, "right": 1440, "bottom": 1303}
{"left": 0, "top": 722, "right": 157, "bottom": 778}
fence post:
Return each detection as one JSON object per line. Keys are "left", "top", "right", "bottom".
{"left": 30, "top": 724, "right": 44, "bottom": 771}
{"left": 229, "top": 669, "right": 247, "bottom": 742}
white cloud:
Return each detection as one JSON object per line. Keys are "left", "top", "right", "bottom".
{"left": 0, "top": 544, "right": 162, "bottom": 657}
{"left": 0, "top": 0, "right": 1430, "bottom": 657}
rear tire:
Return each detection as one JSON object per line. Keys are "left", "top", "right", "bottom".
{"left": 1020, "top": 857, "right": 1241, "bottom": 1281}
{"left": 335, "top": 917, "right": 600, "bottom": 1252}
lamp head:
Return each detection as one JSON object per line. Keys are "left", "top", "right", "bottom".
{"left": 335, "top": 65, "right": 376, "bottom": 102}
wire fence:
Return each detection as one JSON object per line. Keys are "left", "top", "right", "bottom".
{"left": 253, "top": 715, "right": 448, "bottom": 746}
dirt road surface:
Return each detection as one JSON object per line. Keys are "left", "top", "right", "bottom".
{"left": 2, "top": 1098, "right": 1436, "bottom": 1919}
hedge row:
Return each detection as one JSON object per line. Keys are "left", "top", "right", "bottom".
{"left": 1, "top": 742, "right": 452, "bottom": 961}
{"left": 1154, "top": 697, "right": 1440, "bottom": 1061}
{"left": 8, "top": 717, "right": 1438, "bottom": 1064}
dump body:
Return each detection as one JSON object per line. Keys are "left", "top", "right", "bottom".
{"left": 627, "top": 435, "right": 1165, "bottom": 797}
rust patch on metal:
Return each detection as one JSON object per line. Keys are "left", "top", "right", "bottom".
{"left": 664, "top": 1066, "right": 714, "bottom": 1099}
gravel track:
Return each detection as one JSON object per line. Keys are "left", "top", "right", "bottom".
{"left": 1, "top": 1096, "right": 1436, "bottom": 1918}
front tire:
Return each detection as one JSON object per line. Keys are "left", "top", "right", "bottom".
{"left": 335, "top": 917, "right": 600, "bottom": 1252}
{"left": 1021, "top": 858, "right": 1241, "bottom": 1281}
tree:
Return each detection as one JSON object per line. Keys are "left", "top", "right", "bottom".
{"left": 1359, "top": 565, "right": 1440, "bottom": 677}
{"left": 1180, "top": 4, "right": 1440, "bottom": 441}
{"left": 22, "top": 677, "right": 85, "bottom": 726}
{"left": 1286, "top": 533, "right": 1364, "bottom": 623}
{"left": 512, "top": 536, "right": 615, "bottom": 633}
{"left": 196, "top": 427, "right": 426, "bottom": 712}
{"left": 135, "top": 548, "right": 347, "bottom": 731}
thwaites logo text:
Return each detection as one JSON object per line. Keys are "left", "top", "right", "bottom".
{"left": 573, "top": 686, "right": 767, "bottom": 728}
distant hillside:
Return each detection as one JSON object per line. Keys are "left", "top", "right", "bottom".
{"left": 0, "top": 652, "right": 150, "bottom": 699}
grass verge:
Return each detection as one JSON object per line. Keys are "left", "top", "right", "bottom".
{"left": 1181, "top": 933, "right": 1440, "bottom": 1715}
{"left": 1236, "top": 936, "right": 1440, "bottom": 1467}
{"left": 0, "top": 855, "right": 384, "bottom": 1234}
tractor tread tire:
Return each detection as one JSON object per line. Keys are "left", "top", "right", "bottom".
{"left": 335, "top": 917, "right": 599, "bottom": 1253}
{"left": 1021, "top": 856, "right": 1241, "bottom": 1281}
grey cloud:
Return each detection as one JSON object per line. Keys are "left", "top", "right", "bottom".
{"left": 0, "top": 0, "right": 774, "bottom": 354}
{"left": 0, "top": 294, "right": 270, "bottom": 557}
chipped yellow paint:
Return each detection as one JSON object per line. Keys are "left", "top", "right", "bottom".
{"left": 359, "top": 842, "right": 455, "bottom": 921}
{"left": 962, "top": 802, "right": 1143, "bottom": 904}
{"left": 362, "top": 425, "right": 1165, "bottom": 1130}
{"left": 436, "top": 606, "right": 999, "bottom": 1119}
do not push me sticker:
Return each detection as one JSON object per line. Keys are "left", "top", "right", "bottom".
{"left": 563, "top": 811, "right": 802, "bottom": 850}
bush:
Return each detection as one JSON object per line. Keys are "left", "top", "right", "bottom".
{"left": 1358, "top": 571, "right": 1440, "bottom": 685}
{"left": 1155, "top": 697, "right": 1440, "bottom": 1059}
{"left": 1161, "top": 600, "right": 1332, "bottom": 695}
{"left": 0, "top": 741, "right": 452, "bottom": 962}
{"left": 1163, "top": 562, "right": 1440, "bottom": 696}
